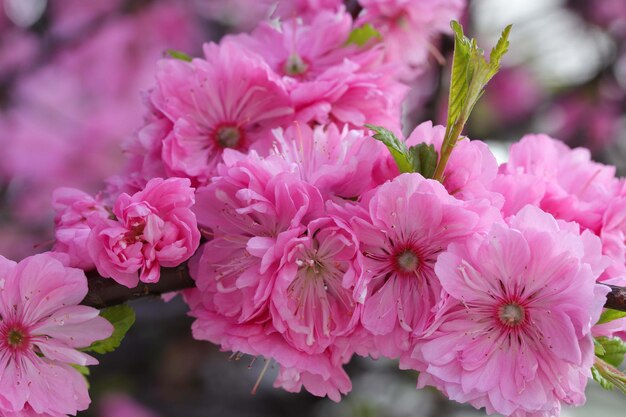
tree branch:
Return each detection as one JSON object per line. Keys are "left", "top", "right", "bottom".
{"left": 82, "top": 263, "right": 194, "bottom": 309}
{"left": 81, "top": 264, "right": 626, "bottom": 313}
{"left": 606, "top": 285, "right": 626, "bottom": 313}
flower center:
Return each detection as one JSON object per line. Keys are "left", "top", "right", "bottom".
{"left": 283, "top": 53, "right": 309, "bottom": 76}
{"left": 498, "top": 303, "right": 525, "bottom": 326}
{"left": 1, "top": 323, "right": 30, "bottom": 352}
{"left": 215, "top": 125, "right": 242, "bottom": 148}
{"left": 395, "top": 249, "right": 419, "bottom": 274}
{"left": 7, "top": 329, "right": 24, "bottom": 346}
{"left": 124, "top": 217, "right": 146, "bottom": 243}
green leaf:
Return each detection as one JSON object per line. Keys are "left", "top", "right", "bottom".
{"left": 594, "top": 338, "right": 606, "bottom": 356}
{"left": 598, "top": 308, "right": 626, "bottom": 325}
{"left": 365, "top": 124, "right": 412, "bottom": 173}
{"left": 595, "top": 336, "right": 626, "bottom": 367}
{"left": 592, "top": 358, "right": 626, "bottom": 394}
{"left": 346, "top": 23, "right": 381, "bottom": 46}
{"left": 408, "top": 143, "right": 438, "bottom": 179}
{"left": 71, "top": 364, "right": 90, "bottom": 376}
{"left": 592, "top": 364, "right": 615, "bottom": 391}
{"left": 83, "top": 304, "right": 136, "bottom": 355}
{"left": 167, "top": 49, "right": 192, "bottom": 62}
{"left": 434, "top": 21, "right": 511, "bottom": 181}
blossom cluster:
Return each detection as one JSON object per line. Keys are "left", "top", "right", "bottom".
{"left": 0, "top": 253, "right": 113, "bottom": 416}
{"left": 16, "top": 1, "right": 625, "bottom": 416}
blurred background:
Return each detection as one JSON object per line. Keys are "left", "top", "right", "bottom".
{"left": 0, "top": 0, "right": 625, "bottom": 416}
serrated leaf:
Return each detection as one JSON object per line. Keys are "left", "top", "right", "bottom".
{"left": 83, "top": 304, "right": 136, "bottom": 355}
{"left": 592, "top": 358, "right": 626, "bottom": 394}
{"left": 365, "top": 124, "right": 412, "bottom": 173}
{"left": 71, "top": 364, "right": 90, "bottom": 376}
{"left": 346, "top": 23, "right": 381, "bottom": 46}
{"left": 167, "top": 49, "right": 192, "bottom": 62}
{"left": 408, "top": 144, "right": 438, "bottom": 179}
{"left": 435, "top": 21, "right": 511, "bottom": 181}
{"left": 592, "top": 364, "right": 614, "bottom": 390}
{"left": 598, "top": 308, "right": 626, "bottom": 325}
{"left": 594, "top": 338, "right": 606, "bottom": 356}
{"left": 595, "top": 336, "right": 626, "bottom": 367}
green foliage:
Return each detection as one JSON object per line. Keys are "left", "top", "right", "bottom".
{"left": 365, "top": 124, "right": 439, "bottom": 178}
{"left": 366, "top": 124, "right": 412, "bottom": 173}
{"left": 346, "top": 23, "right": 381, "bottom": 46}
{"left": 167, "top": 49, "right": 192, "bottom": 62}
{"left": 595, "top": 336, "right": 626, "bottom": 367}
{"left": 83, "top": 304, "right": 136, "bottom": 355}
{"left": 434, "top": 21, "right": 511, "bottom": 180}
{"left": 592, "top": 337, "right": 626, "bottom": 394}
{"left": 592, "top": 358, "right": 626, "bottom": 394}
{"left": 444, "top": 21, "right": 511, "bottom": 142}
{"left": 597, "top": 308, "right": 626, "bottom": 325}
{"left": 408, "top": 144, "right": 438, "bottom": 179}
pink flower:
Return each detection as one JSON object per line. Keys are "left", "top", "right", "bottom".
{"left": 415, "top": 205, "right": 609, "bottom": 417}
{"left": 148, "top": 41, "right": 293, "bottom": 185}
{"left": 357, "top": 0, "right": 466, "bottom": 81}
{"left": 600, "top": 191, "right": 626, "bottom": 279}
{"left": 273, "top": 360, "right": 351, "bottom": 401}
{"left": 351, "top": 173, "right": 483, "bottom": 359}
{"left": 52, "top": 188, "right": 110, "bottom": 270}
{"left": 226, "top": 10, "right": 367, "bottom": 80}
{"left": 226, "top": 10, "right": 406, "bottom": 129}
{"left": 270, "top": 216, "right": 363, "bottom": 354}
{"left": 495, "top": 134, "right": 620, "bottom": 230}
{"left": 89, "top": 177, "right": 200, "bottom": 288}
{"left": 0, "top": 253, "right": 113, "bottom": 416}
{"left": 187, "top": 149, "right": 358, "bottom": 400}
{"left": 273, "top": 0, "right": 344, "bottom": 20}
{"left": 192, "top": 150, "right": 324, "bottom": 323}
{"left": 272, "top": 123, "right": 385, "bottom": 200}
{"left": 405, "top": 121, "right": 503, "bottom": 207}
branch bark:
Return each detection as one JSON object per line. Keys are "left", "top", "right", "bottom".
{"left": 606, "top": 284, "right": 626, "bottom": 313}
{"left": 81, "top": 263, "right": 626, "bottom": 313}
{"left": 82, "top": 263, "right": 194, "bottom": 309}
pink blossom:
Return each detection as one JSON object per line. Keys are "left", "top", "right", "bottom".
{"left": 272, "top": 123, "right": 385, "bottom": 200}
{"left": 357, "top": 0, "right": 466, "bottom": 81}
{"left": 351, "top": 173, "right": 484, "bottom": 359}
{"left": 495, "top": 134, "right": 620, "bottom": 231}
{"left": 226, "top": 10, "right": 367, "bottom": 80}
{"left": 52, "top": 188, "right": 110, "bottom": 270}
{"left": 148, "top": 41, "right": 293, "bottom": 185}
{"left": 273, "top": 360, "right": 351, "bottom": 401}
{"left": 226, "top": 10, "right": 406, "bottom": 129}
{"left": 273, "top": 0, "right": 344, "bottom": 21}
{"left": 192, "top": 150, "right": 324, "bottom": 323}
{"left": 415, "top": 205, "right": 609, "bottom": 417}
{"left": 405, "top": 121, "right": 503, "bottom": 207}
{"left": 187, "top": 149, "right": 359, "bottom": 400}
{"left": 0, "top": 1, "right": 201, "bottom": 260}
{"left": 270, "top": 216, "right": 363, "bottom": 354}
{"left": 186, "top": 277, "right": 353, "bottom": 402}
{"left": 89, "top": 178, "right": 200, "bottom": 288}
{"left": 600, "top": 190, "right": 626, "bottom": 278}
{"left": 0, "top": 253, "right": 113, "bottom": 416}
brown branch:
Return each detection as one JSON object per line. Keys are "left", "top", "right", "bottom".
{"left": 605, "top": 285, "right": 626, "bottom": 313}
{"left": 81, "top": 263, "right": 626, "bottom": 313}
{"left": 81, "top": 263, "right": 195, "bottom": 309}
